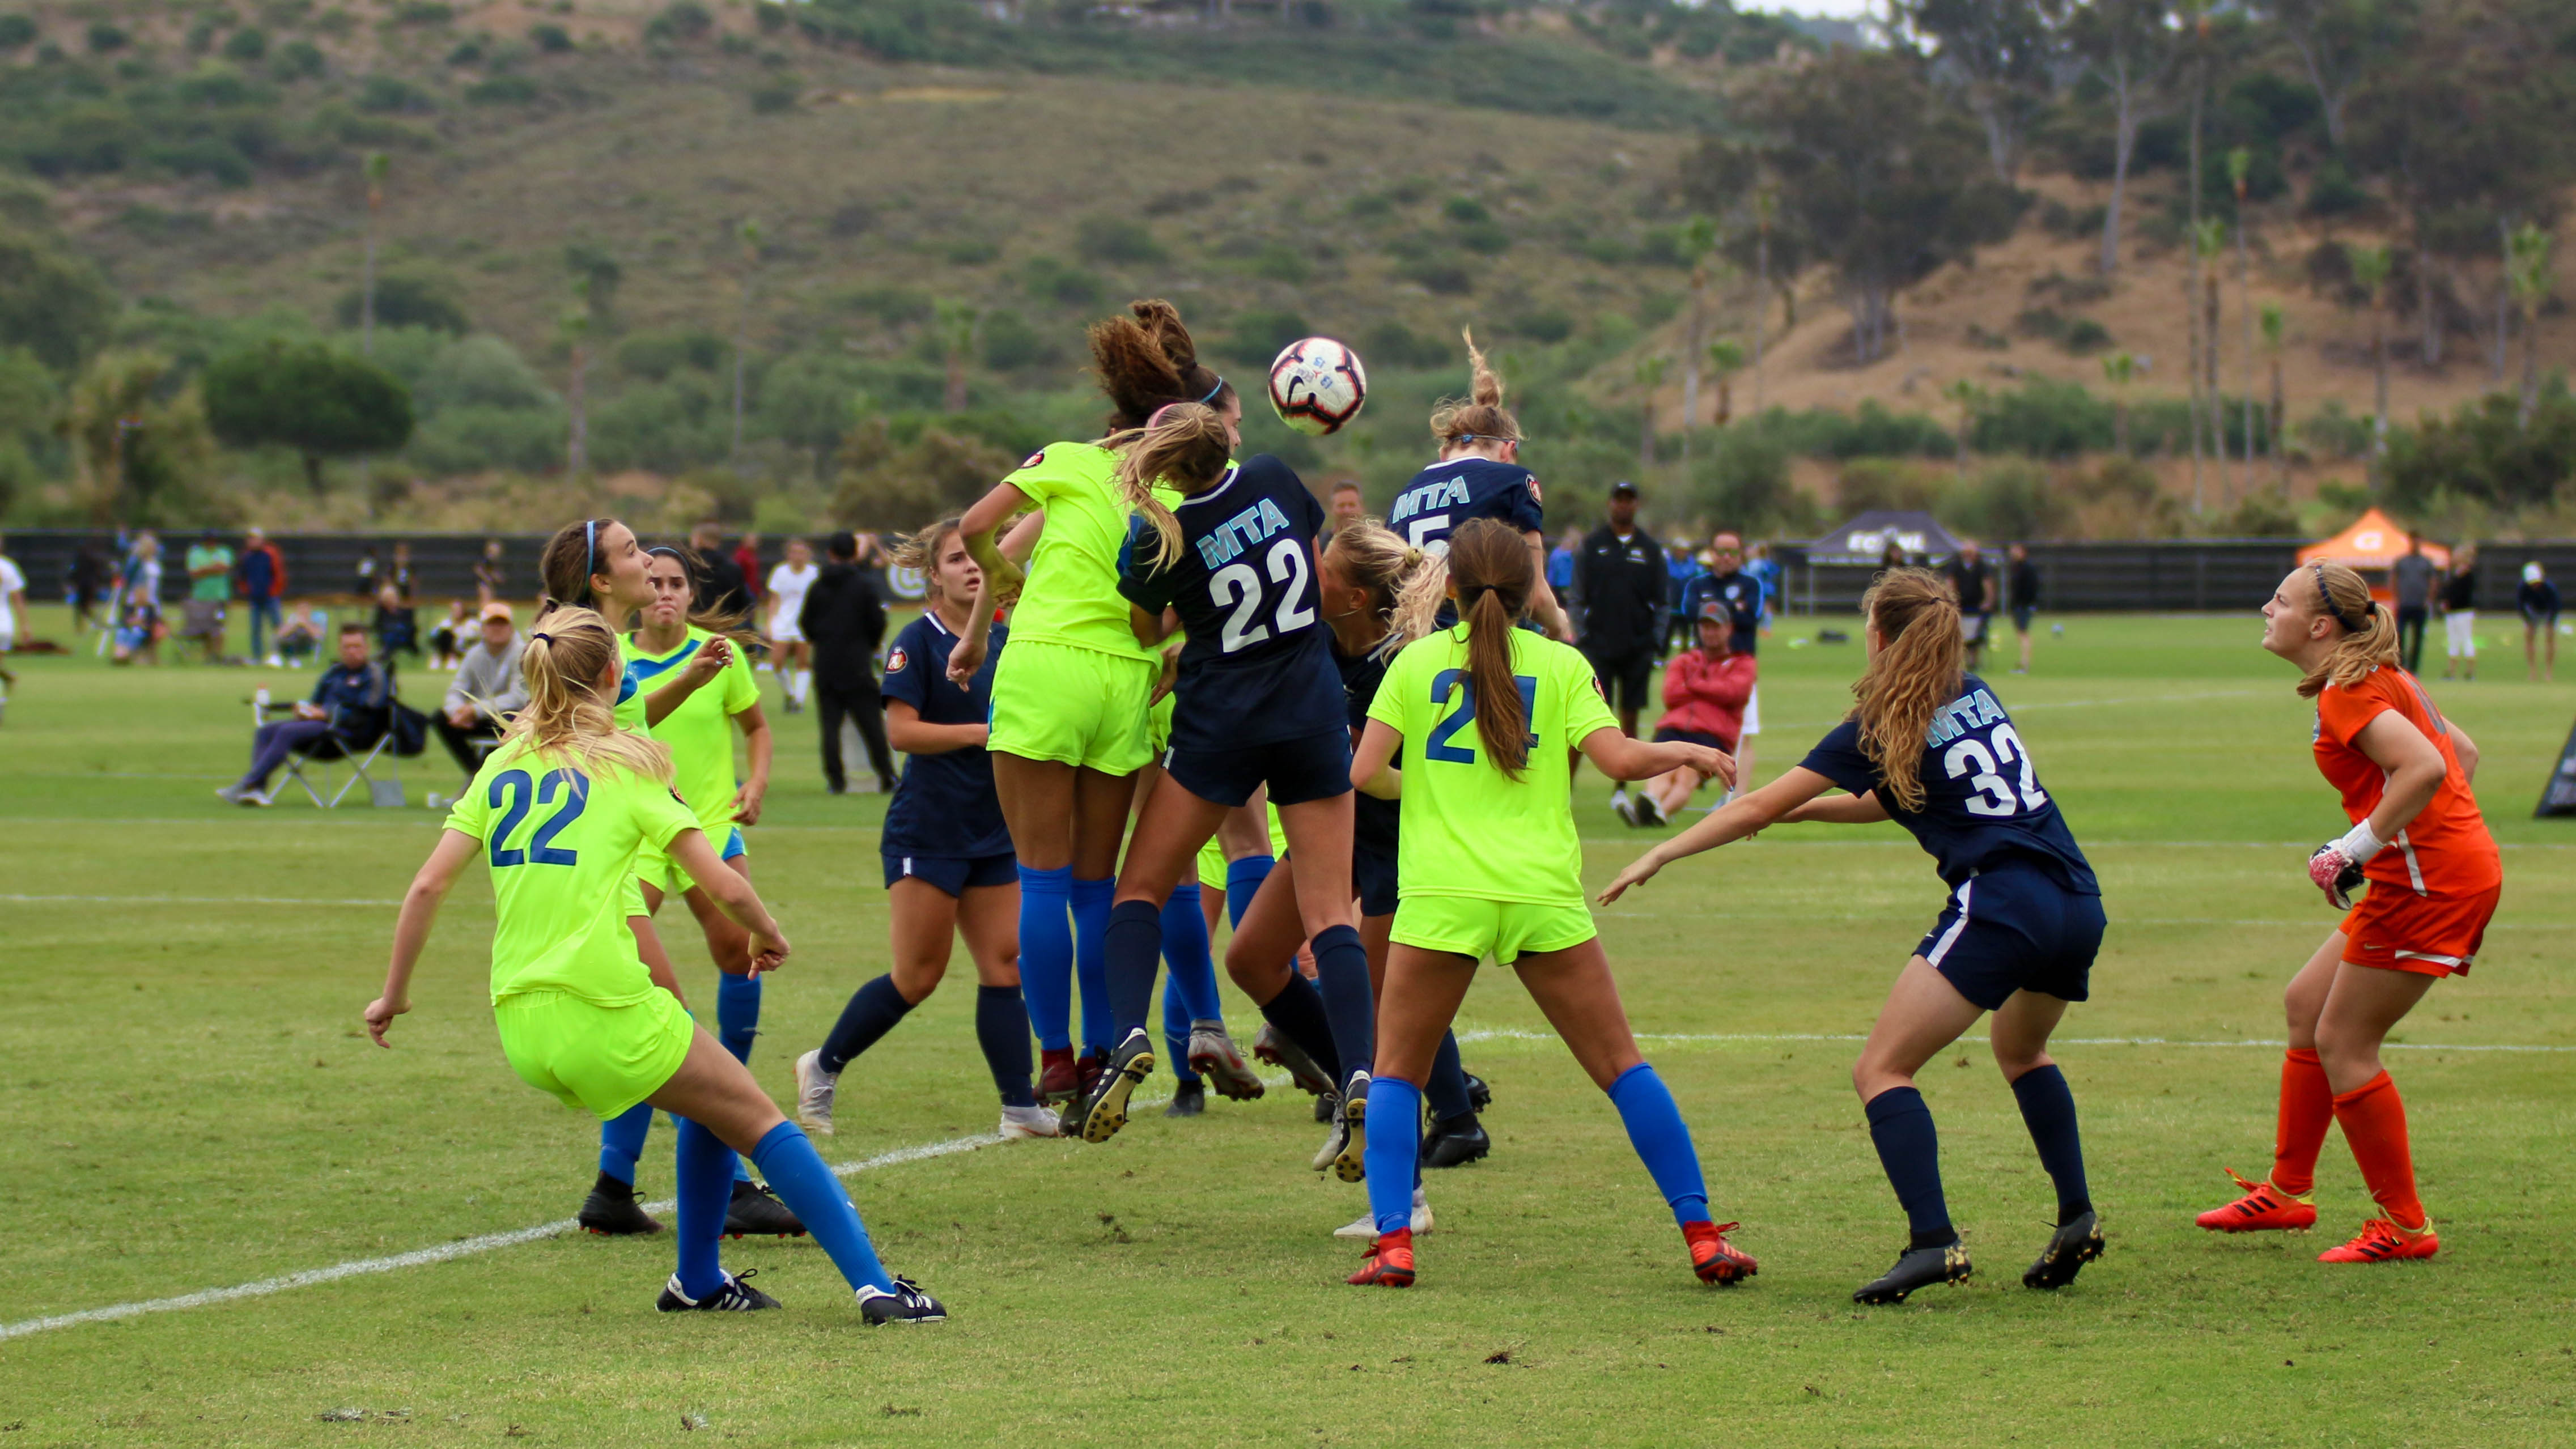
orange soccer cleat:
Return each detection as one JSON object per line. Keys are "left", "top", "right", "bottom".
{"left": 1684, "top": 1221, "right": 1759, "bottom": 1286}
{"left": 2318, "top": 1218, "right": 2438, "bottom": 1264}
{"left": 1347, "top": 1227, "right": 1416, "bottom": 1287}
{"left": 2194, "top": 1169, "right": 2319, "bottom": 1234}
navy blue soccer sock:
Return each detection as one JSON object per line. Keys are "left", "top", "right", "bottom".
{"left": 1162, "top": 883, "right": 1219, "bottom": 1082}
{"left": 1364, "top": 1076, "right": 1424, "bottom": 1233}
{"left": 818, "top": 974, "right": 912, "bottom": 1076}
{"left": 600, "top": 1102, "right": 653, "bottom": 1185}
{"left": 750, "top": 1121, "right": 892, "bottom": 1294}
{"left": 1224, "top": 855, "right": 1274, "bottom": 929}
{"left": 1102, "top": 898, "right": 1164, "bottom": 1043}
{"left": 1607, "top": 1063, "right": 1712, "bottom": 1226}
{"left": 1071, "top": 877, "right": 1117, "bottom": 1052}
{"left": 2010, "top": 1064, "right": 2093, "bottom": 1223}
{"left": 1254, "top": 973, "right": 1340, "bottom": 1085}
{"left": 715, "top": 971, "right": 761, "bottom": 1064}
{"left": 1425, "top": 1031, "right": 1474, "bottom": 1124}
{"left": 975, "top": 985, "right": 1037, "bottom": 1108}
{"left": 673, "top": 1116, "right": 737, "bottom": 1299}
{"left": 1865, "top": 1086, "right": 1957, "bottom": 1249}
{"left": 1309, "top": 924, "right": 1376, "bottom": 1086}
{"left": 1017, "top": 865, "right": 1074, "bottom": 1052}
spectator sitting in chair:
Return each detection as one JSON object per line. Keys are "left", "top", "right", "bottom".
{"left": 434, "top": 602, "right": 526, "bottom": 781}
{"left": 218, "top": 623, "right": 391, "bottom": 806}
{"left": 372, "top": 583, "right": 419, "bottom": 666}
{"left": 275, "top": 604, "right": 323, "bottom": 666}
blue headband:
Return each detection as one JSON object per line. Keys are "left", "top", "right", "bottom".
{"left": 584, "top": 519, "right": 597, "bottom": 584}
{"left": 1199, "top": 376, "right": 1225, "bottom": 405}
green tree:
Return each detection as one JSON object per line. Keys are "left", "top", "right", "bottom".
{"left": 203, "top": 341, "right": 413, "bottom": 492}
{"left": 933, "top": 298, "right": 981, "bottom": 414}
{"left": 1941, "top": 377, "right": 1988, "bottom": 479}
{"left": 64, "top": 350, "right": 218, "bottom": 524}
{"left": 732, "top": 219, "right": 762, "bottom": 460}
{"left": 2100, "top": 350, "right": 2137, "bottom": 456}
{"left": 359, "top": 152, "right": 389, "bottom": 355}
{"left": 2506, "top": 222, "right": 2552, "bottom": 428}
{"left": 2347, "top": 243, "right": 2393, "bottom": 457}
{"left": 1632, "top": 354, "right": 1669, "bottom": 466}
{"left": 2066, "top": 0, "right": 2177, "bottom": 276}
{"left": 2255, "top": 0, "right": 2413, "bottom": 149}
{"left": 1895, "top": 0, "right": 2066, "bottom": 184}
{"left": 562, "top": 244, "right": 621, "bottom": 475}
{"left": 1707, "top": 337, "right": 1747, "bottom": 427}
{"left": 0, "top": 222, "right": 117, "bottom": 372}
{"left": 2259, "top": 303, "right": 2288, "bottom": 483}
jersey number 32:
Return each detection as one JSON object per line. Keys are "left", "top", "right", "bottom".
{"left": 1210, "top": 538, "right": 1315, "bottom": 653}
{"left": 1944, "top": 723, "right": 2047, "bottom": 817}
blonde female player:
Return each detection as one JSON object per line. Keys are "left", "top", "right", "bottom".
{"left": 1602, "top": 570, "right": 2107, "bottom": 1305}
{"left": 1382, "top": 330, "right": 1573, "bottom": 641}
{"left": 763, "top": 537, "right": 820, "bottom": 713}
{"left": 944, "top": 300, "right": 1215, "bottom": 1106}
{"left": 362, "top": 608, "right": 943, "bottom": 1322}
{"left": 2193, "top": 562, "right": 2499, "bottom": 1264}
{"left": 1346, "top": 519, "right": 1753, "bottom": 1290}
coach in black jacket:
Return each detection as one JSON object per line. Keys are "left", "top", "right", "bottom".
{"left": 800, "top": 531, "right": 898, "bottom": 795}
{"left": 1575, "top": 481, "right": 1669, "bottom": 737}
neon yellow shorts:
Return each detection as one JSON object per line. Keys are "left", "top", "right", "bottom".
{"left": 988, "top": 638, "right": 1156, "bottom": 775}
{"left": 493, "top": 987, "right": 694, "bottom": 1120}
{"left": 1198, "top": 802, "right": 1289, "bottom": 890}
{"left": 635, "top": 826, "right": 746, "bottom": 900}
{"left": 1150, "top": 692, "right": 1175, "bottom": 754}
{"left": 1390, "top": 895, "right": 1598, "bottom": 965}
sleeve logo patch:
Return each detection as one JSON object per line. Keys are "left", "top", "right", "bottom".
{"left": 1022, "top": 449, "right": 1046, "bottom": 469}
{"left": 886, "top": 647, "right": 908, "bottom": 674}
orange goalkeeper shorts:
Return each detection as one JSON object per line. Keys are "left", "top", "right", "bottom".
{"left": 2341, "top": 883, "right": 2501, "bottom": 978}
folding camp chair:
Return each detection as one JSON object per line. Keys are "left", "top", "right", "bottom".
{"left": 265, "top": 702, "right": 405, "bottom": 808}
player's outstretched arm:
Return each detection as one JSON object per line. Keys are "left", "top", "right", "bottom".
{"left": 644, "top": 635, "right": 732, "bottom": 728}
{"left": 1597, "top": 766, "right": 1835, "bottom": 904}
{"left": 1780, "top": 789, "right": 1889, "bottom": 825}
{"left": 670, "top": 827, "right": 791, "bottom": 975}
{"left": 1351, "top": 719, "right": 1403, "bottom": 800}
{"left": 1577, "top": 726, "right": 1736, "bottom": 789}
{"left": 950, "top": 483, "right": 1034, "bottom": 686}
{"left": 885, "top": 698, "right": 984, "bottom": 757}
{"left": 366, "top": 830, "right": 481, "bottom": 1046}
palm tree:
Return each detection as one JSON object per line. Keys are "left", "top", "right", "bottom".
{"left": 1942, "top": 378, "right": 1987, "bottom": 481}
{"left": 2230, "top": 146, "right": 2258, "bottom": 479}
{"left": 2506, "top": 222, "right": 2552, "bottom": 429}
{"left": 2259, "top": 302, "right": 2286, "bottom": 486}
{"left": 2349, "top": 243, "right": 2393, "bottom": 457}
{"left": 732, "top": 219, "right": 762, "bottom": 459}
{"left": 562, "top": 298, "right": 593, "bottom": 477}
{"left": 933, "top": 298, "right": 981, "bottom": 414}
{"left": 1678, "top": 214, "right": 1721, "bottom": 481}
{"left": 359, "top": 152, "right": 389, "bottom": 356}
{"left": 1750, "top": 189, "right": 1775, "bottom": 415}
{"left": 2195, "top": 218, "right": 2229, "bottom": 502}
{"left": 1707, "top": 337, "right": 1747, "bottom": 427}
{"left": 2102, "top": 350, "right": 2137, "bottom": 457}
{"left": 1633, "top": 354, "right": 1669, "bottom": 466}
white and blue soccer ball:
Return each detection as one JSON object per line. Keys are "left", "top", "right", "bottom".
{"left": 1267, "top": 336, "right": 1368, "bottom": 437}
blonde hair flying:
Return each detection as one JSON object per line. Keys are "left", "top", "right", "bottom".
{"left": 502, "top": 606, "right": 674, "bottom": 785}
{"left": 1110, "top": 402, "right": 1234, "bottom": 571}
{"left": 1324, "top": 517, "right": 1447, "bottom": 651}
{"left": 1852, "top": 569, "right": 1963, "bottom": 813}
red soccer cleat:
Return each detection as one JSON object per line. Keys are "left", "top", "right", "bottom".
{"left": 1037, "top": 1047, "right": 1078, "bottom": 1107}
{"left": 2318, "top": 1218, "right": 2438, "bottom": 1264}
{"left": 1347, "top": 1228, "right": 1416, "bottom": 1287}
{"left": 1684, "top": 1220, "right": 1759, "bottom": 1285}
{"left": 2194, "top": 1169, "right": 2319, "bottom": 1233}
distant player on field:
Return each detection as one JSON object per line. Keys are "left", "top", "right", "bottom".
{"left": 1384, "top": 331, "right": 1573, "bottom": 642}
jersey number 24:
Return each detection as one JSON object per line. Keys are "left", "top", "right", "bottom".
{"left": 489, "top": 767, "right": 587, "bottom": 867}
{"left": 1945, "top": 723, "right": 2047, "bottom": 817}
{"left": 1210, "top": 538, "right": 1315, "bottom": 653}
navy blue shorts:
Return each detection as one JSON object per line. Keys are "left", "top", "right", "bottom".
{"left": 882, "top": 850, "right": 1018, "bottom": 898}
{"left": 1352, "top": 839, "right": 1399, "bottom": 918}
{"left": 1652, "top": 726, "right": 1735, "bottom": 753}
{"left": 1165, "top": 728, "right": 1352, "bottom": 809}
{"left": 1915, "top": 861, "right": 2103, "bottom": 1011}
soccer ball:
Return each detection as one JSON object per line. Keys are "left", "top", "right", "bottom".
{"left": 1267, "top": 337, "right": 1368, "bottom": 436}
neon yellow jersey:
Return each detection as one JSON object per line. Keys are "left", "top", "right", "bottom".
{"left": 1366, "top": 624, "right": 1616, "bottom": 907}
{"left": 1000, "top": 441, "right": 1174, "bottom": 662}
{"left": 627, "top": 626, "right": 757, "bottom": 830}
{"left": 444, "top": 742, "right": 700, "bottom": 1005}
{"left": 613, "top": 634, "right": 650, "bottom": 736}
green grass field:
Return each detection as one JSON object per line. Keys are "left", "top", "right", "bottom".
{"left": 2, "top": 607, "right": 2573, "bottom": 1446}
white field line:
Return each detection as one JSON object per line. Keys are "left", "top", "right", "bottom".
{"left": 1597, "top": 908, "right": 2569, "bottom": 929}
{"left": 0, "top": 893, "right": 406, "bottom": 907}
{"left": 1455, "top": 1028, "right": 2576, "bottom": 1053}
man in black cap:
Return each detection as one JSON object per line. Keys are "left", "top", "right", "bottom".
{"left": 1575, "top": 481, "right": 1669, "bottom": 810}
{"left": 801, "top": 530, "right": 896, "bottom": 794}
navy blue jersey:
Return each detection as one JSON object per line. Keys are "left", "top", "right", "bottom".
{"left": 1386, "top": 457, "right": 1544, "bottom": 555}
{"left": 879, "top": 610, "right": 1012, "bottom": 859}
{"left": 1679, "top": 570, "right": 1763, "bottom": 657}
{"left": 1799, "top": 675, "right": 2097, "bottom": 895}
{"left": 1334, "top": 633, "right": 1402, "bottom": 857}
{"left": 1118, "top": 454, "right": 1346, "bottom": 754}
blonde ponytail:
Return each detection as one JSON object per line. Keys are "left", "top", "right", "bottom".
{"left": 1323, "top": 517, "right": 1448, "bottom": 651}
{"left": 1109, "top": 402, "right": 1233, "bottom": 571}
{"left": 2298, "top": 560, "right": 2403, "bottom": 699}
{"left": 505, "top": 607, "right": 674, "bottom": 785}
{"left": 1428, "top": 327, "right": 1523, "bottom": 448}
{"left": 1852, "top": 569, "right": 1963, "bottom": 813}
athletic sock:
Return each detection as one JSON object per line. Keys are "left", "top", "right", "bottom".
{"left": 1425, "top": 1031, "right": 1474, "bottom": 1123}
{"left": 1607, "top": 1063, "right": 1712, "bottom": 1226}
{"left": 750, "top": 1121, "right": 892, "bottom": 1293}
{"left": 1071, "top": 877, "right": 1117, "bottom": 1052}
{"left": 1162, "top": 974, "right": 1198, "bottom": 1085}
{"left": 2008, "top": 1063, "right": 2093, "bottom": 1223}
{"left": 1162, "top": 883, "right": 1220, "bottom": 1083}
{"left": 1102, "top": 898, "right": 1163, "bottom": 1040}
{"left": 1224, "top": 855, "right": 1274, "bottom": 929}
{"left": 1864, "top": 1086, "right": 1957, "bottom": 1249}
{"left": 818, "top": 974, "right": 913, "bottom": 1076}
{"left": 2271, "top": 1047, "right": 2333, "bottom": 1196}
{"left": 715, "top": 972, "right": 762, "bottom": 1064}
{"left": 2332, "top": 1070, "right": 2427, "bottom": 1230}
{"left": 975, "top": 984, "right": 1037, "bottom": 1108}
{"left": 1254, "top": 973, "right": 1340, "bottom": 1083}
{"left": 793, "top": 669, "right": 812, "bottom": 704}
{"left": 1363, "top": 1076, "right": 1424, "bottom": 1233}
{"left": 599, "top": 1101, "right": 654, "bottom": 1185}
{"left": 1017, "top": 865, "right": 1074, "bottom": 1052}
{"left": 673, "top": 1117, "right": 737, "bottom": 1299}
{"left": 1309, "top": 923, "right": 1376, "bottom": 1084}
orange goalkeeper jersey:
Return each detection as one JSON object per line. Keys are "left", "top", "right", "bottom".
{"left": 2313, "top": 665, "right": 2500, "bottom": 898}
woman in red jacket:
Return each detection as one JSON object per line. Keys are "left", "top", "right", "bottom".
{"left": 1627, "top": 605, "right": 1756, "bottom": 827}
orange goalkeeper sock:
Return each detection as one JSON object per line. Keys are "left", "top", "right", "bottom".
{"left": 2271, "top": 1048, "right": 2333, "bottom": 1196}
{"left": 2332, "top": 1070, "right": 2426, "bottom": 1231}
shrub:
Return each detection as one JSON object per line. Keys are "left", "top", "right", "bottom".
{"left": 465, "top": 75, "right": 540, "bottom": 105}
{"left": 1076, "top": 215, "right": 1166, "bottom": 266}
{"left": 2383, "top": 384, "right": 2576, "bottom": 515}
{"left": 531, "top": 22, "right": 574, "bottom": 52}
{"left": 2297, "top": 400, "right": 2375, "bottom": 461}
{"left": 1221, "top": 310, "right": 1309, "bottom": 368}
{"left": 978, "top": 309, "right": 1058, "bottom": 373}
{"left": 1835, "top": 457, "right": 1946, "bottom": 513}
{"left": 1754, "top": 401, "right": 1954, "bottom": 460}
{"left": 273, "top": 39, "right": 325, "bottom": 79}
{"left": 616, "top": 328, "right": 727, "bottom": 380}
{"left": 358, "top": 75, "right": 435, "bottom": 113}
{"left": 1360, "top": 320, "right": 1453, "bottom": 371}
{"left": 1970, "top": 379, "right": 2114, "bottom": 458}
{"left": 1945, "top": 460, "right": 2070, "bottom": 540}
{"left": 645, "top": 1, "right": 714, "bottom": 43}
{"left": 221, "top": 27, "right": 268, "bottom": 60}
{"left": 0, "top": 15, "right": 36, "bottom": 50}
{"left": 1020, "top": 256, "right": 1101, "bottom": 309}
{"left": 335, "top": 274, "right": 470, "bottom": 335}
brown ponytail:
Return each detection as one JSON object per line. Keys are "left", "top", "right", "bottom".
{"left": 2298, "top": 560, "right": 2402, "bottom": 699}
{"left": 506, "top": 607, "right": 674, "bottom": 784}
{"left": 888, "top": 516, "right": 962, "bottom": 575}
{"left": 1444, "top": 517, "right": 1534, "bottom": 779}
{"left": 638, "top": 543, "right": 759, "bottom": 649}
{"left": 1088, "top": 299, "right": 1236, "bottom": 432}
{"left": 1324, "top": 517, "right": 1446, "bottom": 651}
{"left": 1852, "top": 568, "right": 1963, "bottom": 813}
{"left": 537, "top": 517, "right": 620, "bottom": 615}
{"left": 1428, "top": 328, "right": 1523, "bottom": 448}
{"left": 1109, "top": 402, "right": 1234, "bottom": 570}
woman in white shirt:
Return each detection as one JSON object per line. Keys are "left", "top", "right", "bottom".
{"left": 765, "top": 537, "right": 821, "bottom": 713}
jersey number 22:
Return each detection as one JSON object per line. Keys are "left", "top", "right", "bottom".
{"left": 1210, "top": 538, "right": 1315, "bottom": 653}
{"left": 489, "top": 768, "right": 587, "bottom": 867}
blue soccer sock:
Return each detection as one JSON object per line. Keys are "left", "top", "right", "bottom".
{"left": 975, "top": 985, "right": 1037, "bottom": 1108}
{"left": 1363, "top": 1076, "right": 1424, "bottom": 1233}
{"left": 2010, "top": 1064, "right": 2093, "bottom": 1223}
{"left": 1865, "top": 1086, "right": 1957, "bottom": 1248}
{"left": 1164, "top": 974, "right": 1198, "bottom": 1085}
{"left": 1254, "top": 973, "right": 1340, "bottom": 1084}
{"left": 1310, "top": 924, "right": 1376, "bottom": 1087}
{"left": 751, "top": 1120, "right": 892, "bottom": 1294}
{"left": 818, "top": 974, "right": 913, "bottom": 1076}
{"left": 715, "top": 971, "right": 762, "bottom": 1064}
{"left": 599, "top": 1102, "right": 653, "bottom": 1185}
{"left": 1162, "top": 883, "right": 1220, "bottom": 1082}
{"left": 1102, "top": 898, "right": 1163, "bottom": 1041}
{"left": 1070, "top": 877, "right": 1117, "bottom": 1052}
{"left": 1607, "top": 1063, "right": 1712, "bottom": 1226}
{"left": 1017, "top": 865, "right": 1074, "bottom": 1052}
{"left": 673, "top": 1117, "right": 737, "bottom": 1299}
{"left": 1425, "top": 1031, "right": 1475, "bottom": 1124}
{"left": 1223, "top": 855, "right": 1274, "bottom": 929}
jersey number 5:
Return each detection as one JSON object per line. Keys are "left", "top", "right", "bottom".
{"left": 1407, "top": 515, "right": 1452, "bottom": 555}
{"left": 1210, "top": 538, "right": 1317, "bottom": 653}
{"left": 1943, "top": 723, "right": 2048, "bottom": 817}
{"left": 489, "top": 768, "right": 588, "bottom": 867}
{"left": 1425, "top": 669, "right": 1539, "bottom": 763}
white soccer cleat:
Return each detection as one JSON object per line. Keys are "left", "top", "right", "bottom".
{"left": 1333, "top": 1187, "right": 1433, "bottom": 1239}
{"left": 793, "top": 1049, "right": 837, "bottom": 1135}
{"left": 998, "top": 1103, "right": 1060, "bottom": 1140}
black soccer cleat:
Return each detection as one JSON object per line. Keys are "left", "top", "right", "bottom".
{"left": 579, "top": 1171, "right": 664, "bottom": 1236}
{"left": 724, "top": 1179, "right": 807, "bottom": 1239}
{"left": 656, "top": 1269, "right": 780, "bottom": 1312}
{"left": 858, "top": 1276, "right": 947, "bottom": 1324}
{"left": 1420, "top": 1113, "right": 1490, "bottom": 1168}
{"left": 2022, "top": 1212, "right": 2104, "bottom": 1290}
{"left": 1314, "top": 1088, "right": 1340, "bottom": 1124}
{"left": 1252, "top": 1023, "right": 1337, "bottom": 1099}
{"left": 1465, "top": 1073, "right": 1492, "bottom": 1112}
{"left": 1069, "top": 1028, "right": 1154, "bottom": 1144}
{"left": 1332, "top": 1070, "right": 1370, "bottom": 1183}
{"left": 1854, "top": 1240, "right": 1973, "bottom": 1305}
{"left": 1164, "top": 1079, "right": 1207, "bottom": 1118}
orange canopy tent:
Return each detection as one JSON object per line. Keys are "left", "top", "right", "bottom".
{"left": 2298, "top": 509, "right": 2447, "bottom": 602}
